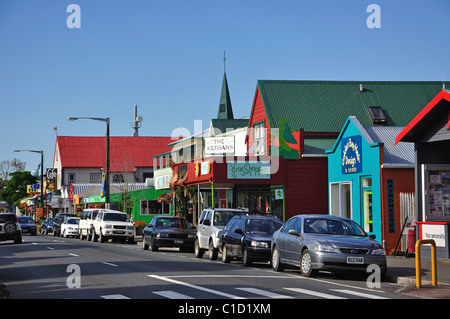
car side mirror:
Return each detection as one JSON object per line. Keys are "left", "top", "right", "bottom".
{"left": 203, "top": 219, "right": 211, "bottom": 226}
{"left": 369, "top": 234, "right": 376, "bottom": 240}
{"left": 235, "top": 229, "right": 244, "bottom": 235}
{"left": 288, "top": 229, "right": 299, "bottom": 236}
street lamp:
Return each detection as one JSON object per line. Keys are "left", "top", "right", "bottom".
{"left": 13, "top": 149, "right": 45, "bottom": 216}
{"left": 68, "top": 117, "right": 110, "bottom": 209}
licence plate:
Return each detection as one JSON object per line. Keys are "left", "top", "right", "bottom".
{"left": 115, "top": 230, "right": 124, "bottom": 234}
{"left": 347, "top": 257, "right": 364, "bottom": 264}
{"left": 174, "top": 240, "right": 183, "bottom": 244}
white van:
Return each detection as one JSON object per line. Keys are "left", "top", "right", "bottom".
{"left": 79, "top": 209, "right": 101, "bottom": 240}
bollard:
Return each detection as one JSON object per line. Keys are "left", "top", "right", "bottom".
{"left": 415, "top": 239, "right": 437, "bottom": 288}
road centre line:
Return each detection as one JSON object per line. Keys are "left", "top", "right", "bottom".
{"left": 47, "top": 247, "right": 55, "bottom": 250}
{"left": 68, "top": 253, "right": 79, "bottom": 257}
{"left": 148, "top": 275, "right": 243, "bottom": 299}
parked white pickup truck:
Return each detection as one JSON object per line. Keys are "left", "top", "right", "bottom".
{"left": 92, "top": 209, "right": 135, "bottom": 244}
{"left": 79, "top": 208, "right": 100, "bottom": 241}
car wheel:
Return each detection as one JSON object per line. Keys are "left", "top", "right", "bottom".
{"left": 242, "top": 247, "right": 252, "bottom": 266}
{"left": 194, "top": 238, "right": 204, "bottom": 258}
{"left": 271, "top": 246, "right": 284, "bottom": 272}
{"left": 300, "top": 249, "right": 317, "bottom": 277}
{"left": 99, "top": 229, "right": 106, "bottom": 243}
{"left": 4, "top": 222, "right": 16, "bottom": 235}
{"left": 142, "top": 237, "right": 149, "bottom": 250}
{"left": 209, "top": 240, "right": 218, "bottom": 260}
{"left": 151, "top": 238, "right": 158, "bottom": 252}
{"left": 222, "top": 244, "right": 231, "bottom": 263}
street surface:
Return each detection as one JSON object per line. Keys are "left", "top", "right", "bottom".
{"left": 0, "top": 234, "right": 416, "bottom": 304}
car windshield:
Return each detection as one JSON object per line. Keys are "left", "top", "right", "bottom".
{"left": 67, "top": 219, "right": 79, "bottom": 224}
{"left": 213, "top": 211, "right": 239, "bottom": 226}
{"left": 245, "top": 219, "right": 283, "bottom": 235}
{"left": 304, "top": 218, "right": 366, "bottom": 236}
{"left": 103, "top": 213, "right": 129, "bottom": 222}
{"left": 18, "top": 217, "right": 34, "bottom": 224}
{"left": 155, "top": 218, "right": 189, "bottom": 229}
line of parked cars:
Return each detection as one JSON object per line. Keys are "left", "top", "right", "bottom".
{"left": 36, "top": 206, "right": 387, "bottom": 278}
{"left": 140, "top": 207, "right": 387, "bottom": 278}
{"left": 43, "top": 209, "right": 135, "bottom": 244}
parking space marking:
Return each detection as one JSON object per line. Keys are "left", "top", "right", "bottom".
{"left": 236, "top": 287, "right": 293, "bottom": 299}
{"left": 284, "top": 287, "right": 347, "bottom": 299}
{"left": 101, "top": 294, "right": 130, "bottom": 299}
{"left": 47, "top": 247, "right": 55, "bottom": 250}
{"left": 148, "top": 274, "right": 243, "bottom": 299}
{"left": 102, "top": 262, "right": 118, "bottom": 267}
{"left": 152, "top": 290, "right": 195, "bottom": 299}
{"left": 68, "top": 253, "right": 79, "bottom": 257}
{"left": 331, "top": 289, "right": 389, "bottom": 299}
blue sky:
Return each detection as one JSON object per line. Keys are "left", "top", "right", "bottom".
{"left": 1, "top": 0, "right": 449, "bottom": 172}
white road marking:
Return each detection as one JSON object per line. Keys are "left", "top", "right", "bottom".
{"left": 284, "top": 287, "right": 347, "bottom": 299}
{"left": 148, "top": 274, "right": 243, "bottom": 299}
{"left": 331, "top": 289, "right": 389, "bottom": 299}
{"left": 152, "top": 290, "right": 195, "bottom": 299}
{"left": 101, "top": 294, "right": 130, "bottom": 299}
{"left": 236, "top": 287, "right": 293, "bottom": 299}
{"left": 102, "top": 262, "right": 118, "bottom": 267}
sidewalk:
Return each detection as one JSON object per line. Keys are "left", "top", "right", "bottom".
{"left": 386, "top": 255, "right": 450, "bottom": 299}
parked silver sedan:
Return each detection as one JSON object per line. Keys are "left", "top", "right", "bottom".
{"left": 271, "top": 215, "right": 387, "bottom": 277}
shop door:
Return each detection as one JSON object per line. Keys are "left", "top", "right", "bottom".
{"left": 249, "top": 193, "right": 271, "bottom": 214}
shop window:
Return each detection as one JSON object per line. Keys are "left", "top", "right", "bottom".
{"left": 361, "top": 177, "right": 373, "bottom": 233}
{"left": 422, "top": 164, "right": 450, "bottom": 221}
{"left": 330, "top": 182, "right": 352, "bottom": 219}
{"left": 140, "top": 199, "right": 169, "bottom": 215}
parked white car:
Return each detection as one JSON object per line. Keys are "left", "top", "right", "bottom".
{"left": 61, "top": 217, "right": 80, "bottom": 238}
{"left": 79, "top": 209, "right": 100, "bottom": 240}
{"left": 92, "top": 210, "right": 135, "bottom": 244}
{"left": 195, "top": 208, "right": 247, "bottom": 260}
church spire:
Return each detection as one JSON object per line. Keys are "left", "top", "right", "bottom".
{"left": 217, "top": 52, "right": 234, "bottom": 120}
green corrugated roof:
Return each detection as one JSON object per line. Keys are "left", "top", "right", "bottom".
{"left": 257, "top": 80, "right": 446, "bottom": 132}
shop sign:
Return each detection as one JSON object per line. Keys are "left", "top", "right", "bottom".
{"left": 387, "top": 179, "right": 395, "bottom": 233}
{"left": 227, "top": 161, "right": 270, "bottom": 179}
{"left": 27, "top": 184, "right": 41, "bottom": 194}
{"left": 341, "top": 135, "right": 362, "bottom": 174}
{"left": 204, "top": 136, "right": 235, "bottom": 155}
{"left": 421, "top": 224, "right": 447, "bottom": 247}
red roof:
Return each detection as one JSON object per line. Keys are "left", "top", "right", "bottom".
{"left": 55, "top": 136, "right": 175, "bottom": 171}
{"left": 395, "top": 90, "right": 450, "bottom": 144}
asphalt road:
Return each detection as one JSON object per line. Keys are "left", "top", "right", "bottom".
{"left": 0, "top": 234, "right": 417, "bottom": 305}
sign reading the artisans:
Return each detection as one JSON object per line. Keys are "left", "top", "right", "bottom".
{"left": 205, "top": 136, "right": 235, "bottom": 155}
{"left": 227, "top": 161, "right": 271, "bottom": 179}
{"left": 341, "top": 135, "right": 362, "bottom": 174}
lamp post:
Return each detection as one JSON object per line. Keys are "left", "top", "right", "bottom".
{"left": 13, "top": 149, "right": 45, "bottom": 217}
{"left": 68, "top": 117, "right": 110, "bottom": 209}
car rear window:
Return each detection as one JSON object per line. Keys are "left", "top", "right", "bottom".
{"left": 0, "top": 214, "right": 16, "bottom": 223}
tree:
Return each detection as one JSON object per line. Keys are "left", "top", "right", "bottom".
{"left": 0, "top": 171, "right": 37, "bottom": 206}
{"left": 0, "top": 158, "right": 26, "bottom": 191}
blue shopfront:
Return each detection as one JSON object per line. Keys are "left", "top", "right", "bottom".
{"left": 326, "top": 117, "right": 384, "bottom": 242}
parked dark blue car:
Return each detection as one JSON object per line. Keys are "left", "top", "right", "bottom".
{"left": 41, "top": 218, "right": 54, "bottom": 234}
{"left": 220, "top": 215, "right": 283, "bottom": 266}
{"left": 17, "top": 216, "right": 37, "bottom": 235}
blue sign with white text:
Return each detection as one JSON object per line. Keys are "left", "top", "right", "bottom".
{"left": 341, "top": 135, "right": 362, "bottom": 174}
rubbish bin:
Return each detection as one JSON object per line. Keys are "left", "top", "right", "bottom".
{"left": 407, "top": 226, "right": 416, "bottom": 253}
